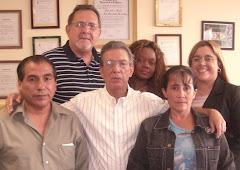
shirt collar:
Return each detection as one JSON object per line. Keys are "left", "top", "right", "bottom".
{"left": 102, "top": 84, "right": 134, "bottom": 104}
{"left": 11, "top": 101, "right": 70, "bottom": 120}
{"left": 63, "top": 40, "right": 101, "bottom": 63}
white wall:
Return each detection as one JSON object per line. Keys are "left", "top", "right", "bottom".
{"left": 137, "top": 0, "right": 240, "bottom": 85}
{"left": 1, "top": 0, "right": 240, "bottom": 85}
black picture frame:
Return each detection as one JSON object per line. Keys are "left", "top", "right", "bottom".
{"left": 32, "top": 36, "right": 61, "bottom": 55}
{"left": 201, "top": 21, "right": 235, "bottom": 50}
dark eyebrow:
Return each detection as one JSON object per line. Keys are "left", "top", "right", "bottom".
{"left": 44, "top": 73, "right": 54, "bottom": 77}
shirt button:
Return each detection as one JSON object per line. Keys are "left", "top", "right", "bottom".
{"left": 45, "top": 161, "right": 49, "bottom": 164}
{"left": 43, "top": 142, "right": 46, "bottom": 146}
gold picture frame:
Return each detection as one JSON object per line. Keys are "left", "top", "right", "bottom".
{"left": 86, "top": 0, "right": 137, "bottom": 47}
{"left": 156, "top": 0, "right": 182, "bottom": 27}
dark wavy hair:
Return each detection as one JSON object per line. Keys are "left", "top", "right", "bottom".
{"left": 129, "top": 39, "right": 166, "bottom": 98}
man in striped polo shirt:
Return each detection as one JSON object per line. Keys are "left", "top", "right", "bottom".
{"left": 43, "top": 5, "right": 105, "bottom": 104}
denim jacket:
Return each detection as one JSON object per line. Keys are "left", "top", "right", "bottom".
{"left": 127, "top": 109, "right": 235, "bottom": 170}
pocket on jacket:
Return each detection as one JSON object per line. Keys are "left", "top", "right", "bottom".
{"left": 58, "top": 145, "right": 76, "bottom": 170}
{"left": 207, "top": 146, "right": 220, "bottom": 169}
{"left": 146, "top": 145, "right": 173, "bottom": 169}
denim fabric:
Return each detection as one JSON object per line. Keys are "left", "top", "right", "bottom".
{"left": 127, "top": 109, "right": 235, "bottom": 170}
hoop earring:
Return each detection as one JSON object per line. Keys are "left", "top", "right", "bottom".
{"left": 218, "top": 68, "right": 221, "bottom": 72}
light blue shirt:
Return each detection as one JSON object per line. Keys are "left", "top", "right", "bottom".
{"left": 170, "top": 118, "right": 197, "bottom": 170}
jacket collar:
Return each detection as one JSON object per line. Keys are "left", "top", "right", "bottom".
{"left": 209, "top": 76, "right": 225, "bottom": 95}
{"left": 153, "top": 108, "right": 210, "bottom": 131}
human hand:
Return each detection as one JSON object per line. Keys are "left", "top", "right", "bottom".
{"left": 6, "top": 93, "right": 22, "bottom": 113}
{"left": 208, "top": 109, "right": 226, "bottom": 138}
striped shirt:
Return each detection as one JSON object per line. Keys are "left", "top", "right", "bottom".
{"left": 62, "top": 86, "right": 169, "bottom": 170}
{"left": 42, "top": 41, "right": 105, "bottom": 104}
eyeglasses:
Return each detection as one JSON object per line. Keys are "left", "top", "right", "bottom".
{"left": 71, "top": 21, "right": 99, "bottom": 30}
{"left": 191, "top": 56, "right": 217, "bottom": 63}
{"left": 103, "top": 60, "right": 130, "bottom": 69}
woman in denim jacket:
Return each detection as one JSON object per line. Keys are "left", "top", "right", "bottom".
{"left": 127, "top": 65, "right": 235, "bottom": 170}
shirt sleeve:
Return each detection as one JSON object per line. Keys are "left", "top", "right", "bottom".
{"left": 72, "top": 114, "right": 89, "bottom": 169}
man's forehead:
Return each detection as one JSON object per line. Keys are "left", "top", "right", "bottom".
{"left": 103, "top": 49, "right": 129, "bottom": 58}
{"left": 24, "top": 62, "right": 53, "bottom": 75}
{"left": 73, "top": 10, "right": 98, "bottom": 21}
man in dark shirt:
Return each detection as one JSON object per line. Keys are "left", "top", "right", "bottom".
{"left": 42, "top": 5, "right": 105, "bottom": 104}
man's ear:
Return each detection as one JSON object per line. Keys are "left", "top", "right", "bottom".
{"left": 66, "top": 25, "right": 70, "bottom": 35}
{"left": 18, "top": 80, "right": 22, "bottom": 93}
{"left": 99, "top": 66, "right": 104, "bottom": 79}
{"left": 161, "top": 88, "right": 167, "bottom": 99}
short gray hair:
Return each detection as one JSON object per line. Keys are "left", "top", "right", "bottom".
{"left": 100, "top": 41, "right": 134, "bottom": 66}
{"left": 67, "top": 5, "right": 101, "bottom": 28}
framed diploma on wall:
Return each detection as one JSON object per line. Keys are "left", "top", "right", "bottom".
{"left": 86, "top": 0, "right": 137, "bottom": 47}
{"left": 32, "top": 36, "right": 61, "bottom": 55}
{"left": 0, "top": 61, "right": 20, "bottom": 99}
{"left": 155, "top": 34, "right": 182, "bottom": 67}
{"left": 156, "top": 0, "right": 182, "bottom": 27}
{"left": 0, "top": 10, "right": 22, "bottom": 49}
{"left": 31, "top": 0, "right": 60, "bottom": 29}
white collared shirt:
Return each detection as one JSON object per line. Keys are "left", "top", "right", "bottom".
{"left": 62, "top": 86, "right": 169, "bottom": 170}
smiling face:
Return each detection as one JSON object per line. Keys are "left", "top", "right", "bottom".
{"left": 100, "top": 49, "right": 134, "bottom": 94}
{"left": 18, "top": 61, "right": 56, "bottom": 110}
{"left": 66, "top": 10, "right": 101, "bottom": 53}
{"left": 134, "top": 47, "right": 156, "bottom": 81}
{"left": 162, "top": 73, "right": 197, "bottom": 114}
{"left": 190, "top": 46, "right": 219, "bottom": 84}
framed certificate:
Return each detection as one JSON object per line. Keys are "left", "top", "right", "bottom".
{"left": 155, "top": 34, "right": 182, "bottom": 66}
{"left": 0, "top": 61, "right": 20, "bottom": 99}
{"left": 32, "top": 36, "right": 61, "bottom": 55}
{"left": 86, "top": 0, "right": 137, "bottom": 47}
{"left": 31, "top": 0, "right": 60, "bottom": 29}
{"left": 156, "top": 0, "right": 182, "bottom": 27}
{"left": 0, "top": 10, "right": 22, "bottom": 49}
{"left": 202, "top": 21, "right": 235, "bottom": 50}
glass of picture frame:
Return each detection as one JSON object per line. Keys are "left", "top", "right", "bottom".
{"left": 0, "top": 61, "right": 20, "bottom": 99}
{"left": 31, "top": 0, "right": 60, "bottom": 29}
{"left": 86, "top": 0, "right": 137, "bottom": 47}
{"left": 202, "top": 21, "right": 235, "bottom": 50}
{"left": 32, "top": 36, "right": 61, "bottom": 55}
{"left": 156, "top": 0, "right": 182, "bottom": 27}
{"left": 155, "top": 34, "right": 182, "bottom": 67}
{"left": 0, "top": 10, "right": 22, "bottom": 49}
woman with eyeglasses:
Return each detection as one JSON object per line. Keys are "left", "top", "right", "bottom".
{"left": 188, "top": 40, "right": 240, "bottom": 168}
{"left": 128, "top": 39, "right": 166, "bottom": 98}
